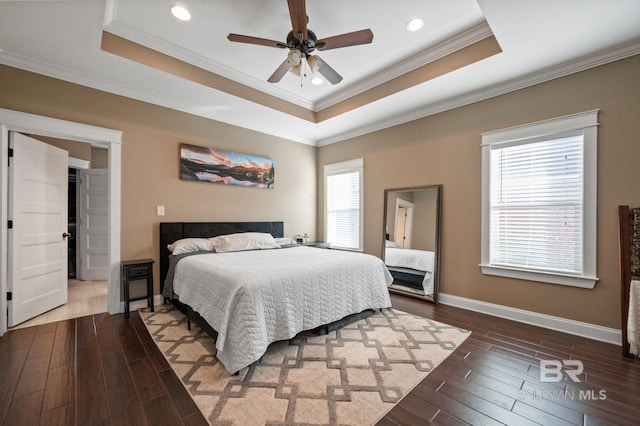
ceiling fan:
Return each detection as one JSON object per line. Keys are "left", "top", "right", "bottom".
{"left": 227, "top": 0, "right": 373, "bottom": 85}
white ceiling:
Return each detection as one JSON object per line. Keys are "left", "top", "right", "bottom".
{"left": 1, "top": 0, "right": 639, "bottom": 146}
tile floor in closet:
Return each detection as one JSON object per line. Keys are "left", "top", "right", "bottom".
{"left": 9, "top": 279, "right": 107, "bottom": 330}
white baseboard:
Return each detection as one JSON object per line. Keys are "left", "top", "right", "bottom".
{"left": 119, "top": 294, "right": 165, "bottom": 314}
{"left": 438, "top": 293, "right": 622, "bottom": 346}
{"left": 121, "top": 293, "right": 622, "bottom": 345}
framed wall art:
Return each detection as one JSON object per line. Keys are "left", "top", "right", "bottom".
{"left": 180, "top": 143, "right": 274, "bottom": 189}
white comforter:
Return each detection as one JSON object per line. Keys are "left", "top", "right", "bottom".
{"left": 171, "top": 246, "right": 393, "bottom": 373}
{"left": 384, "top": 247, "right": 435, "bottom": 294}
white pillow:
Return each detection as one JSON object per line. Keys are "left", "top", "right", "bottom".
{"left": 210, "top": 232, "right": 280, "bottom": 253}
{"left": 274, "top": 237, "right": 297, "bottom": 246}
{"left": 167, "top": 238, "right": 214, "bottom": 255}
{"left": 385, "top": 240, "right": 400, "bottom": 248}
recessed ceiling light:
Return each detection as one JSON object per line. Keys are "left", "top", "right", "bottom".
{"left": 311, "top": 77, "right": 323, "bottom": 86}
{"left": 406, "top": 17, "right": 424, "bottom": 32}
{"left": 171, "top": 5, "right": 191, "bottom": 21}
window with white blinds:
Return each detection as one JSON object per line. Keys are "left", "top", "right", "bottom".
{"left": 490, "top": 136, "right": 583, "bottom": 274}
{"left": 324, "top": 158, "right": 363, "bottom": 250}
{"left": 480, "top": 110, "right": 599, "bottom": 289}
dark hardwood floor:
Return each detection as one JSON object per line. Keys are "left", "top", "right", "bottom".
{"left": 1, "top": 294, "right": 639, "bottom": 425}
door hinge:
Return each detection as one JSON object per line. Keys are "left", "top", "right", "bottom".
{"left": 6, "top": 292, "right": 12, "bottom": 301}
{"left": 7, "top": 147, "right": 13, "bottom": 166}
{"left": 7, "top": 220, "right": 12, "bottom": 229}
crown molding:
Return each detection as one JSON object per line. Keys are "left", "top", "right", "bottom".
{"left": 0, "top": 50, "right": 317, "bottom": 146}
{"left": 102, "top": 19, "right": 316, "bottom": 111}
{"left": 316, "top": 38, "right": 640, "bottom": 146}
{"left": 103, "top": 0, "right": 495, "bottom": 114}
{"left": 313, "top": 21, "right": 495, "bottom": 111}
{"left": 103, "top": 0, "right": 119, "bottom": 27}
{"left": 2, "top": 21, "right": 638, "bottom": 149}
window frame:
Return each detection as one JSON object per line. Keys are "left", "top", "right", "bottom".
{"left": 324, "top": 158, "right": 364, "bottom": 251}
{"left": 480, "top": 110, "right": 599, "bottom": 289}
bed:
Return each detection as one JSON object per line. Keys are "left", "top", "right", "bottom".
{"left": 159, "top": 221, "right": 393, "bottom": 373}
{"left": 384, "top": 243, "right": 435, "bottom": 295}
{"left": 619, "top": 206, "right": 640, "bottom": 358}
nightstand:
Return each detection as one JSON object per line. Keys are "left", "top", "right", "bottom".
{"left": 303, "top": 241, "right": 330, "bottom": 249}
{"left": 122, "top": 259, "right": 155, "bottom": 318}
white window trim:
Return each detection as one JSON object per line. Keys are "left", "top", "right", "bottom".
{"left": 480, "top": 110, "right": 599, "bottom": 289}
{"left": 324, "top": 158, "right": 364, "bottom": 251}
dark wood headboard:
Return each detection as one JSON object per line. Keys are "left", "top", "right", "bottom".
{"left": 159, "top": 221, "right": 284, "bottom": 292}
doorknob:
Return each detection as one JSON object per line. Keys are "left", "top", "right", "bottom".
{"left": 63, "top": 232, "right": 71, "bottom": 239}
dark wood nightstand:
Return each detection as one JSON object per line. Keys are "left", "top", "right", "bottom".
{"left": 303, "top": 241, "right": 330, "bottom": 249}
{"left": 122, "top": 259, "right": 154, "bottom": 318}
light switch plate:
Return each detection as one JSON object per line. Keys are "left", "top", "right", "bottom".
{"left": 157, "top": 205, "right": 165, "bottom": 216}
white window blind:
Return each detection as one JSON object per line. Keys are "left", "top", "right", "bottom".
{"left": 490, "top": 136, "right": 583, "bottom": 274}
{"left": 325, "top": 158, "right": 363, "bottom": 250}
{"left": 480, "top": 110, "right": 598, "bottom": 289}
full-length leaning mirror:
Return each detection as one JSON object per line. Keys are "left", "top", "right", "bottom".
{"left": 382, "top": 185, "right": 442, "bottom": 303}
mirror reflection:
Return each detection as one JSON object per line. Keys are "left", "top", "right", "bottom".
{"left": 382, "top": 185, "right": 441, "bottom": 302}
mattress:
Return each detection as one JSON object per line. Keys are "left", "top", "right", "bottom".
{"left": 167, "top": 246, "right": 393, "bottom": 373}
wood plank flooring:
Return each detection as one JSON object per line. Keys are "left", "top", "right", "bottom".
{"left": 0, "top": 293, "right": 638, "bottom": 425}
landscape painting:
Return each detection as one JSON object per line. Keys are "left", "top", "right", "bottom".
{"left": 180, "top": 143, "right": 274, "bottom": 189}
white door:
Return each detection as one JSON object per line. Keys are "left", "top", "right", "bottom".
{"left": 77, "top": 169, "right": 108, "bottom": 280}
{"left": 8, "top": 132, "right": 68, "bottom": 326}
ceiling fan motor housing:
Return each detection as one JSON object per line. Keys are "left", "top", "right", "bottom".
{"left": 286, "top": 29, "right": 324, "bottom": 56}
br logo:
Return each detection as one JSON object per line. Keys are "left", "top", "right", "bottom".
{"left": 539, "top": 360, "right": 583, "bottom": 383}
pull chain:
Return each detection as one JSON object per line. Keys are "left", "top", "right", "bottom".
{"left": 300, "top": 57, "right": 307, "bottom": 87}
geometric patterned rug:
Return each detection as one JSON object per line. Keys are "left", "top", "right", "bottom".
{"left": 140, "top": 305, "right": 470, "bottom": 425}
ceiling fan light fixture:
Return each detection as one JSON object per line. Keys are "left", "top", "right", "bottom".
{"left": 311, "top": 76, "right": 323, "bottom": 86}
{"left": 406, "top": 17, "right": 424, "bottom": 32}
{"left": 307, "top": 55, "right": 322, "bottom": 73}
{"left": 170, "top": 5, "right": 191, "bottom": 21}
{"left": 289, "top": 64, "right": 301, "bottom": 76}
{"left": 287, "top": 49, "right": 302, "bottom": 66}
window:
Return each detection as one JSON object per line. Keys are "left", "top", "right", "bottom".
{"left": 480, "top": 110, "right": 598, "bottom": 288}
{"left": 324, "top": 158, "right": 363, "bottom": 251}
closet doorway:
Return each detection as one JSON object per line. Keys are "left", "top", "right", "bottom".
{"left": 8, "top": 139, "right": 109, "bottom": 330}
{"left": 0, "top": 108, "right": 122, "bottom": 337}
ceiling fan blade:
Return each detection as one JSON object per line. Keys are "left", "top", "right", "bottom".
{"left": 287, "top": 0, "right": 308, "bottom": 40}
{"left": 227, "top": 33, "right": 287, "bottom": 49}
{"left": 267, "top": 59, "right": 292, "bottom": 83}
{"left": 317, "top": 29, "right": 374, "bottom": 51}
{"left": 314, "top": 55, "right": 343, "bottom": 85}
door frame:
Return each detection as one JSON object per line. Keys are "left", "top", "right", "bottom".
{"left": 0, "top": 108, "right": 122, "bottom": 336}
{"left": 394, "top": 198, "right": 414, "bottom": 249}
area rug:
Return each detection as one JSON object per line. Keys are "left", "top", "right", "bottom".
{"left": 140, "top": 306, "right": 470, "bottom": 425}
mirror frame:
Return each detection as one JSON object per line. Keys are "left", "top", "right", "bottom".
{"left": 382, "top": 184, "right": 442, "bottom": 303}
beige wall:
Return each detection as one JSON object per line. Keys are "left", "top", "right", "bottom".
{"left": 91, "top": 147, "right": 108, "bottom": 169}
{"left": 3, "top": 53, "right": 639, "bottom": 328}
{"left": 0, "top": 65, "right": 317, "bottom": 296}
{"left": 318, "top": 54, "right": 640, "bottom": 329}
{"left": 411, "top": 189, "right": 437, "bottom": 252}
{"left": 36, "top": 136, "right": 108, "bottom": 168}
